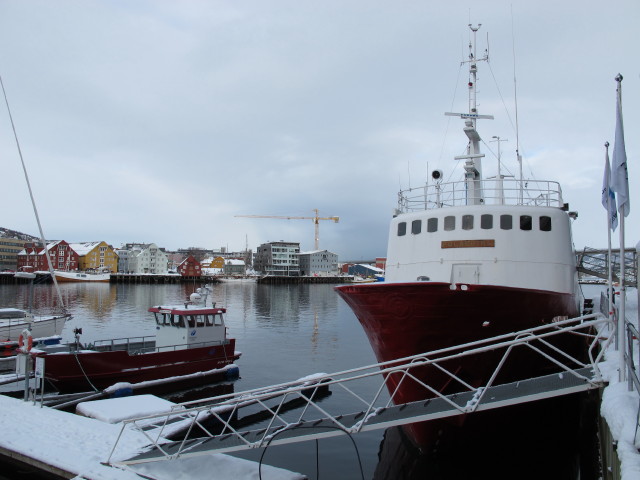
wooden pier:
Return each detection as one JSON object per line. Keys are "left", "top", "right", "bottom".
{"left": 256, "top": 275, "right": 351, "bottom": 285}
{"left": 0, "top": 272, "right": 357, "bottom": 285}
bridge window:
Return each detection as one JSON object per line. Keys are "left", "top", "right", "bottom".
{"left": 500, "top": 215, "right": 512, "bottom": 230}
{"left": 427, "top": 218, "right": 438, "bottom": 233}
{"left": 411, "top": 220, "right": 422, "bottom": 234}
{"left": 520, "top": 215, "right": 532, "bottom": 231}
{"left": 462, "top": 215, "right": 474, "bottom": 230}
{"left": 481, "top": 214, "right": 493, "bottom": 229}
{"left": 539, "top": 216, "right": 552, "bottom": 232}
{"left": 397, "top": 222, "right": 407, "bottom": 236}
{"left": 444, "top": 216, "right": 455, "bottom": 231}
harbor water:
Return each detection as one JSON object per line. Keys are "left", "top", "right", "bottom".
{"left": 0, "top": 281, "right": 606, "bottom": 479}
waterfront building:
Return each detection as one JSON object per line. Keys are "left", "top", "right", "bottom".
{"left": 17, "top": 240, "right": 79, "bottom": 271}
{"left": 0, "top": 237, "right": 30, "bottom": 271}
{"left": 178, "top": 255, "right": 202, "bottom": 277}
{"left": 223, "top": 259, "right": 246, "bottom": 276}
{"left": 206, "top": 257, "right": 226, "bottom": 269}
{"left": 69, "top": 241, "right": 119, "bottom": 272}
{"left": 165, "top": 252, "right": 186, "bottom": 272}
{"left": 254, "top": 241, "right": 300, "bottom": 276}
{"left": 116, "top": 243, "right": 168, "bottom": 274}
{"left": 299, "top": 250, "right": 339, "bottom": 276}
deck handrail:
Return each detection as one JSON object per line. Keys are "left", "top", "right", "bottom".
{"left": 77, "top": 336, "right": 230, "bottom": 354}
{"left": 397, "top": 178, "right": 564, "bottom": 213}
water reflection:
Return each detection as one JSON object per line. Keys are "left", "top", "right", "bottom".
{"left": 0, "top": 282, "right": 381, "bottom": 478}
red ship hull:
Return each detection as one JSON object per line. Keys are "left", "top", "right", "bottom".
{"left": 35, "top": 341, "right": 239, "bottom": 394}
{"left": 335, "top": 282, "right": 582, "bottom": 450}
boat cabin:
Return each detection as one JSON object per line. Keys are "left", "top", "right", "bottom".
{"left": 0, "top": 308, "right": 28, "bottom": 321}
{"left": 149, "top": 305, "right": 229, "bottom": 351}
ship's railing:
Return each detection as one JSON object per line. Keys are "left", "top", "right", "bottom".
{"left": 107, "top": 313, "right": 611, "bottom": 465}
{"left": 84, "top": 336, "right": 229, "bottom": 354}
{"left": 397, "top": 178, "right": 564, "bottom": 213}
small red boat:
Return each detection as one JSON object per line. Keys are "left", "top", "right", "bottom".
{"left": 31, "top": 288, "right": 240, "bottom": 394}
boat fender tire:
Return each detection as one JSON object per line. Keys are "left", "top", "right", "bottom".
{"left": 18, "top": 329, "right": 33, "bottom": 352}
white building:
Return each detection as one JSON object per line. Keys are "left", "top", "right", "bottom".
{"left": 117, "top": 243, "right": 168, "bottom": 274}
{"left": 299, "top": 250, "right": 339, "bottom": 276}
{"left": 254, "top": 241, "right": 300, "bottom": 276}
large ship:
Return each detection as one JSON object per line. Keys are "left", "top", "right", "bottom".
{"left": 335, "top": 25, "right": 585, "bottom": 450}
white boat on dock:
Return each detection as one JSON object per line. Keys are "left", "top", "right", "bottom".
{"left": 53, "top": 270, "right": 111, "bottom": 283}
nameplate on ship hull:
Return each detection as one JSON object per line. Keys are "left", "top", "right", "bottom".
{"left": 441, "top": 239, "right": 495, "bottom": 249}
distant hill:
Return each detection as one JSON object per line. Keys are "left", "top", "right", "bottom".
{"left": 0, "top": 227, "right": 40, "bottom": 242}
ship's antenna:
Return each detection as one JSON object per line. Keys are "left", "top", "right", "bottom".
{"left": 511, "top": 6, "right": 523, "bottom": 204}
{"left": 445, "top": 24, "right": 493, "bottom": 206}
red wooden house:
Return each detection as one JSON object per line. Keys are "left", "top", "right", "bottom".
{"left": 178, "top": 255, "right": 202, "bottom": 277}
{"left": 17, "top": 240, "right": 79, "bottom": 271}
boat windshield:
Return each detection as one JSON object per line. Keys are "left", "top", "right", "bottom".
{"left": 153, "top": 312, "right": 224, "bottom": 328}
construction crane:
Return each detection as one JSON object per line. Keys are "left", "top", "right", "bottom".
{"left": 235, "top": 209, "right": 339, "bottom": 250}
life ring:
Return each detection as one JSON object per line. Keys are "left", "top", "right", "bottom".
{"left": 18, "top": 329, "right": 33, "bottom": 352}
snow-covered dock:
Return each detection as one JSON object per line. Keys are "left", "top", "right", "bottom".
{"left": 0, "top": 393, "right": 305, "bottom": 480}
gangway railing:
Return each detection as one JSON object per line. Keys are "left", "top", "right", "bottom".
{"left": 577, "top": 247, "right": 638, "bottom": 287}
{"left": 107, "top": 313, "right": 612, "bottom": 466}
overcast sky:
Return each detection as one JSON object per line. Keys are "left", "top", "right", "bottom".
{"left": 1, "top": 0, "right": 638, "bottom": 261}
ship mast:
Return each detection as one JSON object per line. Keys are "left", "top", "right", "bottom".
{"left": 445, "top": 24, "right": 493, "bottom": 205}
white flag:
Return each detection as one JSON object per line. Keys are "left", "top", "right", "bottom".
{"left": 611, "top": 79, "right": 630, "bottom": 217}
{"left": 602, "top": 150, "right": 618, "bottom": 231}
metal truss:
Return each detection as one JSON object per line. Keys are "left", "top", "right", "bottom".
{"left": 107, "top": 312, "right": 612, "bottom": 466}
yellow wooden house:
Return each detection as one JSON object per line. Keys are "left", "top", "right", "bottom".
{"left": 69, "top": 241, "right": 119, "bottom": 272}
{"left": 209, "top": 256, "right": 225, "bottom": 269}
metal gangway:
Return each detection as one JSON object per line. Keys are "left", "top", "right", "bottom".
{"left": 107, "top": 313, "right": 612, "bottom": 467}
{"left": 577, "top": 247, "right": 638, "bottom": 287}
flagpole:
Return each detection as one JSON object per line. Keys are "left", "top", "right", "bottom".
{"left": 614, "top": 74, "right": 627, "bottom": 383}
{"left": 618, "top": 202, "right": 626, "bottom": 383}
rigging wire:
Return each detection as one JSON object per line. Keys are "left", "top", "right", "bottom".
{"left": 0, "top": 75, "right": 66, "bottom": 312}
{"left": 511, "top": 5, "right": 522, "bottom": 170}
{"left": 439, "top": 61, "right": 465, "bottom": 184}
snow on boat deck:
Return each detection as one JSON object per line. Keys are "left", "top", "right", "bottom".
{"left": 0, "top": 393, "right": 305, "bottom": 480}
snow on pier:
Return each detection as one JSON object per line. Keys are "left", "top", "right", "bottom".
{"left": 0, "top": 393, "right": 304, "bottom": 480}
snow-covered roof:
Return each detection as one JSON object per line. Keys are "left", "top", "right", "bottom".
{"left": 225, "top": 259, "right": 245, "bottom": 265}
{"left": 299, "top": 249, "right": 337, "bottom": 256}
{"left": 354, "top": 264, "right": 384, "bottom": 273}
{"left": 69, "top": 241, "right": 104, "bottom": 256}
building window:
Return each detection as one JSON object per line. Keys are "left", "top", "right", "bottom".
{"left": 398, "top": 222, "right": 407, "bottom": 236}
{"left": 539, "top": 216, "right": 552, "bottom": 232}
{"left": 462, "top": 215, "right": 474, "bottom": 230}
{"left": 444, "top": 216, "right": 455, "bottom": 231}
{"left": 411, "top": 220, "right": 422, "bottom": 235}
{"left": 481, "top": 214, "right": 493, "bottom": 229}
{"left": 500, "top": 215, "right": 512, "bottom": 230}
